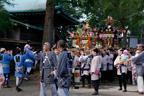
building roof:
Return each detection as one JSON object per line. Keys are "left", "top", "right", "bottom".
{"left": 9, "top": 6, "right": 81, "bottom": 28}
{"left": 0, "top": 38, "right": 41, "bottom": 45}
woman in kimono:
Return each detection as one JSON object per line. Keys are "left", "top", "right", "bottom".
{"left": 14, "top": 47, "right": 26, "bottom": 92}
{"left": 90, "top": 48, "right": 101, "bottom": 95}
{"left": 128, "top": 50, "right": 139, "bottom": 85}
{"left": 131, "top": 50, "right": 140, "bottom": 85}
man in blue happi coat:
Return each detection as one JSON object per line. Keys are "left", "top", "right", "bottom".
{"left": 24, "top": 44, "right": 37, "bottom": 80}
{"left": 14, "top": 47, "right": 26, "bottom": 92}
{"left": 0, "top": 48, "right": 14, "bottom": 88}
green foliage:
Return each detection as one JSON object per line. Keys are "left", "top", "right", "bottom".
{"left": 73, "top": 0, "right": 144, "bottom": 36}
{"left": 59, "top": 0, "right": 144, "bottom": 46}
{"left": 0, "top": 0, "right": 13, "bottom": 34}
{"left": 59, "top": 0, "right": 83, "bottom": 20}
{"left": 46, "top": 0, "right": 55, "bottom": 7}
{"left": 60, "top": 0, "right": 144, "bottom": 35}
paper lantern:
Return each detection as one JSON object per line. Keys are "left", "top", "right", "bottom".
{"left": 90, "top": 32, "right": 94, "bottom": 38}
{"left": 98, "top": 33, "right": 103, "bottom": 39}
{"left": 71, "top": 32, "right": 75, "bottom": 39}
{"left": 122, "top": 29, "right": 126, "bottom": 34}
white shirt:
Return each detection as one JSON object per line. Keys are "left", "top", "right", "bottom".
{"left": 101, "top": 55, "right": 109, "bottom": 71}
{"left": 90, "top": 56, "right": 101, "bottom": 80}
{"left": 72, "top": 56, "right": 80, "bottom": 73}
{"left": 79, "top": 56, "right": 90, "bottom": 76}
{"left": 108, "top": 54, "right": 114, "bottom": 64}
{"left": 108, "top": 54, "right": 114, "bottom": 70}
{"left": 114, "top": 55, "right": 127, "bottom": 75}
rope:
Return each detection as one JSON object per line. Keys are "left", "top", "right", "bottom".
{"left": 37, "top": 78, "right": 40, "bottom": 95}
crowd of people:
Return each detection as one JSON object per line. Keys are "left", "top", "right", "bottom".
{"left": 70, "top": 45, "right": 144, "bottom": 95}
{"left": 0, "top": 40, "right": 144, "bottom": 96}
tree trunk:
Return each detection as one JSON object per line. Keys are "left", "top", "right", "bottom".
{"left": 123, "top": 32, "right": 127, "bottom": 48}
{"left": 42, "top": 0, "right": 55, "bottom": 46}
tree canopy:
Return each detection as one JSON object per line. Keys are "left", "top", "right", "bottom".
{"left": 57, "top": 0, "right": 144, "bottom": 46}
{"left": 0, "top": 0, "right": 13, "bottom": 34}
{"left": 61, "top": 0, "right": 144, "bottom": 36}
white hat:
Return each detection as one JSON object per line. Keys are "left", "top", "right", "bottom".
{"left": 0, "top": 48, "right": 6, "bottom": 53}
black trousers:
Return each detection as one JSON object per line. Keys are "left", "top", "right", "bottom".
{"left": 81, "top": 75, "right": 91, "bottom": 85}
{"left": 101, "top": 71, "right": 107, "bottom": 82}
{"left": 107, "top": 70, "right": 114, "bottom": 82}
{"left": 118, "top": 73, "right": 127, "bottom": 90}
{"left": 127, "top": 71, "right": 132, "bottom": 83}
{"left": 92, "top": 80, "right": 100, "bottom": 92}
{"left": 54, "top": 78, "right": 58, "bottom": 90}
{"left": 72, "top": 73, "right": 74, "bottom": 85}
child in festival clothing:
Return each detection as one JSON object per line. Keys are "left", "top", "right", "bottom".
{"left": 117, "top": 50, "right": 129, "bottom": 68}
{"left": 120, "top": 50, "right": 129, "bottom": 63}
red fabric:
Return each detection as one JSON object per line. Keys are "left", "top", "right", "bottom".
{"left": 122, "top": 29, "right": 126, "bottom": 34}
{"left": 94, "top": 70, "right": 100, "bottom": 75}
{"left": 37, "top": 79, "right": 40, "bottom": 95}
{"left": 76, "top": 40, "right": 79, "bottom": 45}
{"left": 88, "top": 41, "right": 91, "bottom": 46}
{"left": 94, "top": 42, "right": 96, "bottom": 46}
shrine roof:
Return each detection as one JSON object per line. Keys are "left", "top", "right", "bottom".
{"left": 9, "top": 6, "right": 81, "bottom": 26}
